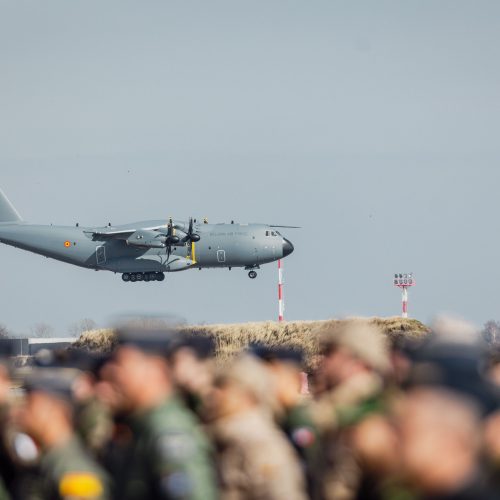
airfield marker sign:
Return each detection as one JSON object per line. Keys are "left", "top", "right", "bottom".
{"left": 394, "top": 273, "right": 415, "bottom": 318}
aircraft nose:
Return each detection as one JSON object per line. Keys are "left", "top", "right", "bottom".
{"left": 282, "top": 238, "right": 294, "bottom": 257}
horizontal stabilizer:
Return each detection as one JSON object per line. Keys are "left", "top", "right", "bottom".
{"left": 0, "top": 189, "right": 22, "bottom": 223}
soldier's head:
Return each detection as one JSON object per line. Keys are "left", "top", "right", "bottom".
{"left": 252, "top": 344, "right": 304, "bottom": 409}
{"left": 210, "top": 354, "right": 274, "bottom": 419}
{"left": 396, "top": 387, "right": 482, "bottom": 495}
{"left": 317, "top": 321, "right": 390, "bottom": 388}
{"left": 407, "top": 316, "right": 497, "bottom": 414}
{"left": 34, "top": 348, "right": 104, "bottom": 403}
{"left": 19, "top": 368, "right": 78, "bottom": 447}
{"left": 169, "top": 333, "right": 215, "bottom": 396}
{"left": 97, "top": 326, "right": 177, "bottom": 415}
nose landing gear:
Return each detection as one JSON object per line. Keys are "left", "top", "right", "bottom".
{"left": 122, "top": 272, "right": 165, "bottom": 283}
{"left": 248, "top": 270, "right": 257, "bottom": 279}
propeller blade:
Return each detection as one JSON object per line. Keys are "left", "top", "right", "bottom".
{"left": 186, "top": 217, "right": 200, "bottom": 242}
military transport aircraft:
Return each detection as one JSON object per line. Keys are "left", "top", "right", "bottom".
{"left": 0, "top": 189, "right": 295, "bottom": 282}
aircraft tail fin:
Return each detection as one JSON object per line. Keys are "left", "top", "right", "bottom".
{"left": 0, "top": 189, "right": 22, "bottom": 223}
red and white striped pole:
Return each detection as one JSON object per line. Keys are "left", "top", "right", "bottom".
{"left": 402, "top": 286, "right": 408, "bottom": 318}
{"left": 394, "top": 273, "right": 414, "bottom": 318}
{"left": 278, "top": 259, "right": 284, "bottom": 322}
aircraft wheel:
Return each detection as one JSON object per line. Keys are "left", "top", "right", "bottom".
{"left": 122, "top": 273, "right": 130, "bottom": 282}
{"left": 130, "top": 274, "right": 137, "bottom": 282}
{"left": 144, "top": 273, "right": 151, "bottom": 282}
{"left": 248, "top": 270, "right": 257, "bottom": 279}
{"left": 136, "top": 273, "right": 143, "bottom": 281}
{"left": 156, "top": 272, "right": 165, "bottom": 281}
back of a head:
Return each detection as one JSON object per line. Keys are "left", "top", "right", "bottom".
{"left": 215, "top": 354, "right": 276, "bottom": 413}
{"left": 408, "top": 315, "right": 499, "bottom": 414}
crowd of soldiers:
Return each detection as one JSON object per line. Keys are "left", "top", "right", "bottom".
{"left": 1, "top": 316, "right": 500, "bottom": 499}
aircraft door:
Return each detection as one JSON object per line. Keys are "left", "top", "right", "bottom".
{"left": 96, "top": 246, "right": 106, "bottom": 265}
{"left": 217, "top": 250, "right": 226, "bottom": 263}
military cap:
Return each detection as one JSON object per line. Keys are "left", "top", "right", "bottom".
{"left": 24, "top": 368, "right": 80, "bottom": 403}
{"left": 170, "top": 334, "right": 215, "bottom": 360}
{"left": 115, "top": 325, "right": 180, "bottom": 356}
{"left": 250, "top": 343, "right": 304, "bottom": 366}
{"left": 318, "top": 320, "right": 390, "bottom": 373}
{"left": 33, "top": 348, "right": 104, "bottom": 374}
{"left": 215, "top": 354, "right": 276, "bottom": 409}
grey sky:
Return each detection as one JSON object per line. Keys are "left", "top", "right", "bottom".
{"left": 1, "top": 1, "right": 499, "bottom": 335}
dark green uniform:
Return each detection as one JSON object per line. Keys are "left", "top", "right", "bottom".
{"left": 280, "top": 402, "right": 319, "bottom": 498}
{"left": 108, "top": 396, "right": 217, "bottom": 500}
{"left": 32, "top": 436, "right": 110, "bottom": 500}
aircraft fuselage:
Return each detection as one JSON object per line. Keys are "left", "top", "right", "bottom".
{"left": 0, "top": 220, "right": 294, "bottom": 280}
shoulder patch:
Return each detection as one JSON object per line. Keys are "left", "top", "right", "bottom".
{"left": 59, "top": 472, "right": 103, "bottom": 498}
{"left": 291, "top": 427, "right": 316, "bottom": 448}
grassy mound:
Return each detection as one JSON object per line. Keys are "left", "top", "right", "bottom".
{"left": 75, "top": 317, "right": 429, "bottom": 370}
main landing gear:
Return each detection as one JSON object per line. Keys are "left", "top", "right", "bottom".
{"left": 245, "top": 265, "right": 259, "bottom": 279}
{"left": 122, "top": 272, "right": 165, "bottom": 282}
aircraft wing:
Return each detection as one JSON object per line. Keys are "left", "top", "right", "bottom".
{"left": 85, "top": 223, "right": 167, "bottom": 241}
{"left": 86, "top": 227, "right": 168, "bottom": 249}
{"left": 84, "top": 229, "right": 137, "bottom": 241}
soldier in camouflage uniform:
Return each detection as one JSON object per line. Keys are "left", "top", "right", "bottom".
{"left": 97, "top": 326, "right": 218, "bottom": 500}
{"left": 208, "top": 354, "right": 308, "bottom": 500}
{"left": 252, "top": 345, "right": 319, "bottom": 497}
{"left": 312, "top": 321, "right": 391, "bottom": 500}
{"left": 18, "top": 368, "right": 111, "bottom": 500}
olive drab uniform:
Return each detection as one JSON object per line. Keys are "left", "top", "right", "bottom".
{"left": 32, "top": 436, "right": 110, "bottom": 500}
{"left": 210, "top": 408, "right": 308, "bottom": 500}
{"left": 75, "top": 397, "right": 112, "bottom": 458}
{"left": 108, "top": 396, "right": 217, "bottom": 500}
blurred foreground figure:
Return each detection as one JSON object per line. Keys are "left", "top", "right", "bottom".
{"left": 408, "top": 316, "right": 499, "bottom": 415}
{"left": 208, "top": 354, "right": 308, "bottom": 500}
{"left": 19, "top": 368, "right": 110, "bottom": 500}
{"left": 253, "top": 345, "right": 319, "bottom": 496}
{"left": 313, "top": 321, "right": 392, "bottom": 500}
{"left": 396, "top": 316, "right": 500, "bottom": 499}
{"left": 397, "top": 387, "right": 496, "bottom": 499}
{"left": 168, "top": 334, "right": 216, "bottom": 420}
{"left": 34, "top": 349, "right": 112, "bottom": 458}
{"left": 0, "top": 344, "right": 13, "bottom": 500}
{"left": 98, "top": 327, "right": 217, "bottom": 500}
